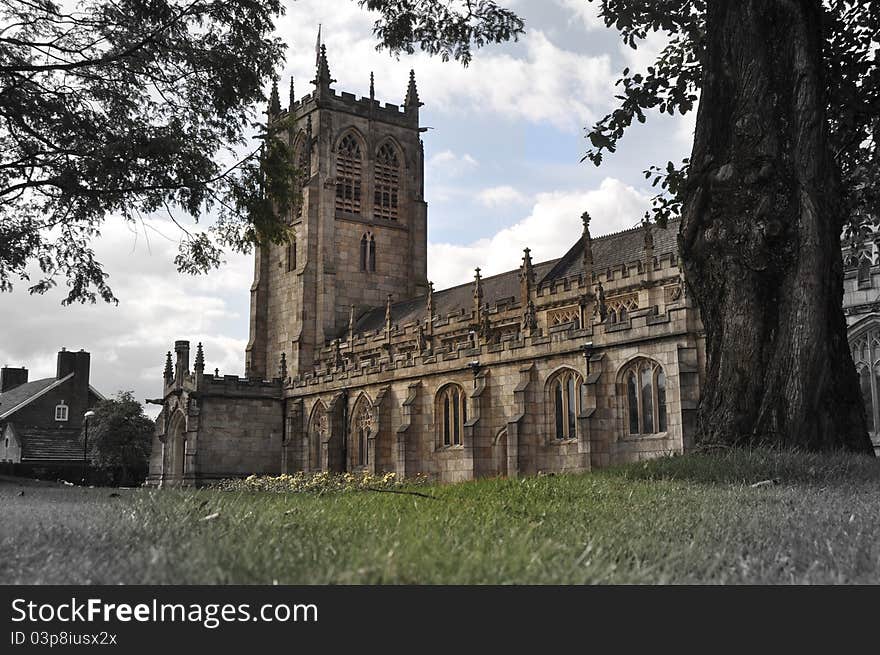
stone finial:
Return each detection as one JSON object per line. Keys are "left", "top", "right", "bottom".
{"left": 582, "top": 211, "right": 594, "bottom": 276}
{"left": 163, "top": 351, "right": 173, "bottom": 382}
{"left": 214, "top": 368, "right": 219, "bottom": 378}
{"left": 385, "top": 294, "right": 393, "bottom": 332}
{"left": 642, "top": 217, "right": 654, "bottom": 250}
{"left": 349, "top": 304, "right": 356, "bottom": 340}
{"left": 520, "top": 247, "right": 535, "bottom": 303}
{"left": 314, "top": 43, "right": 336, "bottom": 90}
{"left": 369, "top": 71, "right": 375, "bottom": 101}
{"left": 194, "top": 342, "right": 205, "bottom": 372}
{"left": 305, "top": 114, "right": 313, "bottom": 153}
{"left": 426, "top": 281, "right": 435, "bottom": 320}
{"left": 473, "top": 268, "right": 484, "bottom": 324}
{"left": 288, "top": 75, "right": 295, "bottom": 111}
{"left": 268, "top": 78, "right": 281, "bottom": 117}
{"left": 279, "top": 352, "right": 288, "bottom": 380}
{"left": 405, "top": 69, "right": 422, "bottom": 112}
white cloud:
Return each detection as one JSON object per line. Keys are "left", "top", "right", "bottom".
{"left": 275, "top": 2, "right": 615, "bottom": 131}
{"left": 556, "top": 0, "right": 607, "bottom": 31}
{"left": 0, "top": 216, "right": 250, "bottom": 418}
{"left": 427, "top": 150, "right": 479, "bottom": 177}
{"left": 620, "top": 30, "right": 671, "bottom": 74}
{"left": 428, "top": 177, "right": 652, "bottom": 289}
{"left": 477, "top": 185, "right": 530, "bottom": 207}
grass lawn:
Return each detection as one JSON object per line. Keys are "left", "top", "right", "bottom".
{"left": 2, "top": 448, "right": 880, "bottom": 584}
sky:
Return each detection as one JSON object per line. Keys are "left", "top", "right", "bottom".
{"left": 0, "top": 0, "right": 694, "bottom": 417}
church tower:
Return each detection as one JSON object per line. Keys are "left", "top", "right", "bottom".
{"left": 246, "top": 45, "right": 429, "bottom": 380}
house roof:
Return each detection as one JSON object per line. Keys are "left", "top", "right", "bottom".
{"left": 347, "top": 219, "right": 681, "bottom": 337}
{"left": 0, "top": 374, "right": 73, "bottom": 420}
{"left": 14, "top": 426, "right": 83, "bottom": 463}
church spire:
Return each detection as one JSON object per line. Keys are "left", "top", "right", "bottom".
{"left": 582, "top": 211, "right": 594, "bottom": 281}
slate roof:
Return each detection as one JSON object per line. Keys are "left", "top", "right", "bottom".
{"left": 16, "top": 427, "right": 83, "bottom": 463}
{"left": 348, "top": 220, "right": 681, "bottom": 337}
{"left": 0, "top": 377, "right": 60, "bottom": 419}
{"left": 540, "top": 218, "right": 680, "bottom": 283}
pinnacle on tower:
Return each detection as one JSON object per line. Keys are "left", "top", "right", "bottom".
{"left": 314, "top": 43, "right": 336, "bottom": 90}
{"left": 288, "top": 75, "right": 295, "bottom": 111}
{"left": 268, "top": 78, "right": 281, "bottom": 117}
{"left": 642, "top": 217, "right": 654, "bottom": 250}
{"left": 194, "top": 342, "right": 205, "bottom": 372}
{"left": 520, "top": 247, "right": 535, "bottom": 303}
{"left": 405, "top": 69, "right": 422, "bottom": 112}
{"left": 385, "top": 294, "right": 393, "bottom": 333}
{"left": 279, "top": 352, "right": 287, "bottom": 380}
{"left": 582, "top": 211, "right": 594, "bottom": 278}
{"left": 426, "top": 281, "right": 434, "bottom": 319}
{"left": 369, "top": 71, "right": 375, "bottom": 101}
{"left": 473, "top": 268, "right": 484, "bottom": 320}
{"left": 163, "top": 351, "right": 173, "bottom": 382}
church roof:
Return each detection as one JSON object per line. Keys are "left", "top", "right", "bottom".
{"left": 348, "top": 219, "right": 680, "bottom": 336}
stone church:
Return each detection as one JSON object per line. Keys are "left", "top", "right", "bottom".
{"left": 147, "top": 46, "right": 709, "bottom": 486}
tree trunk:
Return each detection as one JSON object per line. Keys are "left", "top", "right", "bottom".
{"left": 680, "top": 0, "right": 873, "bottom": 452}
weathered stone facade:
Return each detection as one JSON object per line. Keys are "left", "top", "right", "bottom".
{"left": 842, "top": 230, "right": 880, "bottom": 454}
{"left": 148, "top": 49, "right": 707, "bottom": 487}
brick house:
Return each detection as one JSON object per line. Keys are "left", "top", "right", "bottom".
{"left": 0, "top": 349, "right": 104, "bottom": 477}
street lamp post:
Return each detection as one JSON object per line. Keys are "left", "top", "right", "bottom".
{"left": 82, "top": 410, "right": 96, "bottom": 485}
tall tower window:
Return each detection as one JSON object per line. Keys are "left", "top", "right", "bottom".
{"left": 360, "top": 233, "right": 376, "bottom": 272}
{"left": 374, "top": 142, "right": 400, "bottom": 220}
{"left": 335, "top": 133, "right": 362, "bottom": 214}
{"left": 295, "top": 138, "right": 310, "bottom": 219}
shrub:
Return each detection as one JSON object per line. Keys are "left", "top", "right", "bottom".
{"left": 215, "top": 470, "right": 431, "bottom": 494}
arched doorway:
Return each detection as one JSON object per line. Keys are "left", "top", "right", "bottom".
{"left": 164, "top": 411, "right": 186, "bottom": 487}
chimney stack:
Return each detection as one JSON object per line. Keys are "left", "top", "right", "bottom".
{"left": 0, "top": 366, "right": 28, "bottom": 393}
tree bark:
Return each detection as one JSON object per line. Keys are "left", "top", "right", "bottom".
{"left": 680, "top": 0, "right": 873, "bottom": 452}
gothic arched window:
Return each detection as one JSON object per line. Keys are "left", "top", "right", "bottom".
{"left": 353, "top": 401, "right": 373, "bottom": 467}
{"left": 335, "top": 133, "right": 362, "bottom": 214}
{"left": 374, "top": 142, "right": 400, "bottom": 220}
{"left": 548, "top": 369, "right": 583, "bottom": 440}
{"left": 437, "top": 384, "right": 467, "bottom": 447}
{"left": 622, "top": 359, "right": 667, "bottom": 435}
{"left": 360, "top": 232, "right": 376, "bottom": 272}
{"left": 308, "top": 402, "right": 328, "bottom": 471}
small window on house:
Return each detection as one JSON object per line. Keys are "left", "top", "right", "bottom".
{"left": 55, "top": 403, "right": 69, "bottom": 422}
